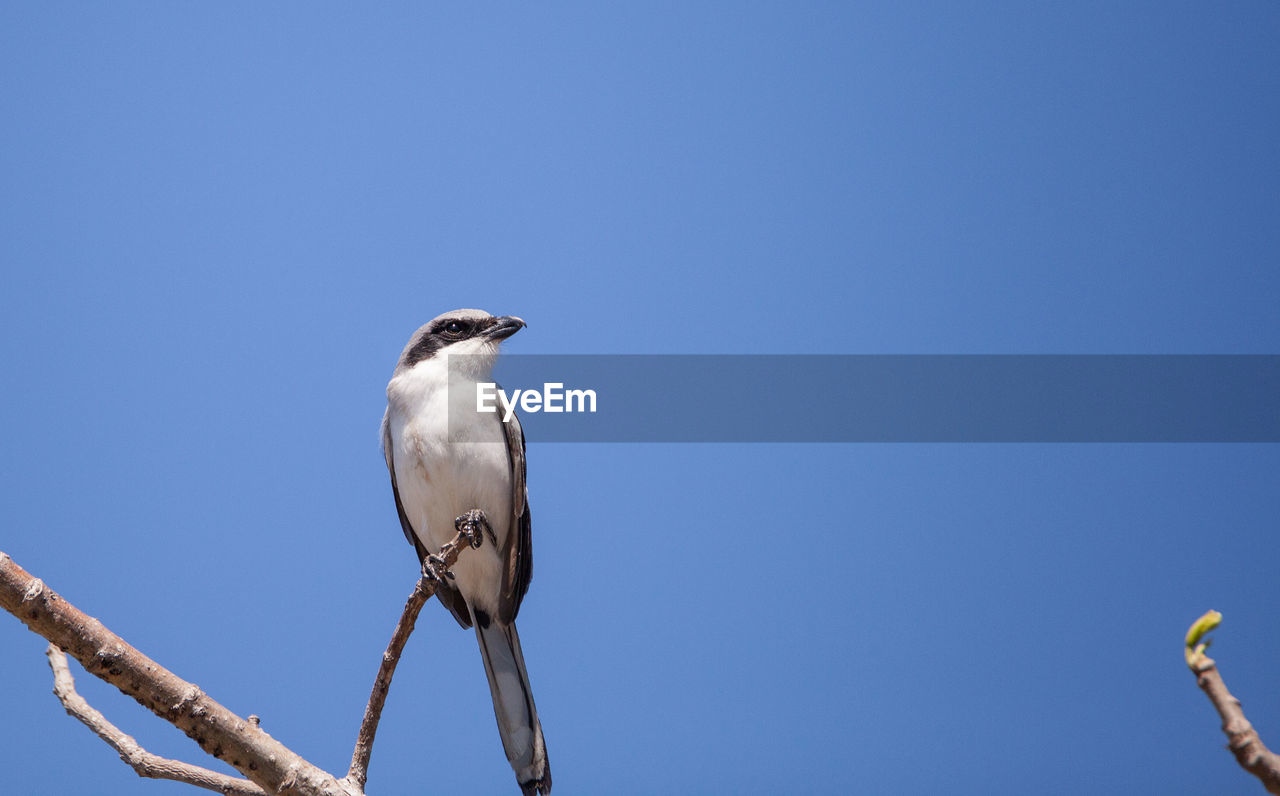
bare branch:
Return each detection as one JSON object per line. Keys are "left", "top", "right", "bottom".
{"left": 1186, "top": 610, "right": 1280, "bottom": 794}
{"left": 344, "top": 525, "right": 476, "bottom": 792}
{"left": 45, "top": 644, "right": 266, "bottom": 796}
{"left": 0, "top": 551, "right": 355, "bottom": 796}
{"left": 3, "top": 519, "right": 478, "bottom": 796}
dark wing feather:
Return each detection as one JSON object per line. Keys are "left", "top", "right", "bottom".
{"left": 497, "top": 410, "right": 533, "bottom": 624}
{"left": 381, "top": 413, "right": 472, "bottom": 629}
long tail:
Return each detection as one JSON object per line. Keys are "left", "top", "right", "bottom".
{"left": 474, "top": 615, "right": 551, "bottom": 795}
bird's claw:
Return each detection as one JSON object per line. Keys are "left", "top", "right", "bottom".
{"left": 455, "top": 509, "right": 493, "bottom": 549}
{"left": 423, "top": 553, "right": 448, "bottom": 583}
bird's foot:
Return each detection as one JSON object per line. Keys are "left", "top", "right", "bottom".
{"left": 422, "top": 554, "right": 450, "bottom": 583}
{"left": 454, "top": 509, "right": 495, "bottom": 549}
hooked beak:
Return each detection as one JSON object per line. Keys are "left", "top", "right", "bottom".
{"left": 484, "top": 315, "right": 526, "bottom": 342}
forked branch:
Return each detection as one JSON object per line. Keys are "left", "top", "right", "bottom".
{"left": 0, "top": 520, "right": 480, "bottom": 796}
{"left": 45, "top": 644, "right": 266, "bottom": 796}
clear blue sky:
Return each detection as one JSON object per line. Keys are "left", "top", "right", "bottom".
{"left": 3, "top": 3, "right": 1279, "bottom": 794}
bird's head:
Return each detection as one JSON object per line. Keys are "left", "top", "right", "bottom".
{"left": 395, "top": 309, "right": 526, "bottom": 379}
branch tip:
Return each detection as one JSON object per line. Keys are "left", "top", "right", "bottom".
{"left": 1185, "top": 610, "right": 1280, "bottom": 794}
{"left": 1185, "top": 609, "right": 1222, "bottom": 670}
{"left": 1185, "top": 609, "right": 1222, "bottom": 649}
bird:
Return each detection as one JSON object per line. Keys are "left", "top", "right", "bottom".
{"left": 381, "top": 309, "right": 551, "bottom": 795}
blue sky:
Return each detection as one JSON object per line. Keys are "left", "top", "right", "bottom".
{"left": 2, "top": 3, "right": 1279, "bottom": 794}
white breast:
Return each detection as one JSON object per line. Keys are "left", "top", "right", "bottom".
{"left": 386, "top": 356, "right": 513, "bottom": 617}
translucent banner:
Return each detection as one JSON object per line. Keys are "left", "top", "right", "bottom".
{"left": 445, "top": 355, "right": 1280, "bottom": 442}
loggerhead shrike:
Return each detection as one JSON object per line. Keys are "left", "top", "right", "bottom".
{"left": 381, "top": 309, "right": 551, "bottom": 795}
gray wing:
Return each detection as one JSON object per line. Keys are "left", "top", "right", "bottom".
{"left": 381, "top": 410, "right": 472, "bottom": 628}
{"left": 497, "top": 409, "right": 534, "bottom": 625}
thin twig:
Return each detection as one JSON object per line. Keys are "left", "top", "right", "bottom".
{"left": 1186, "top": 610, "right": 1280, "bottom": 794}
{"left": 45, "top": 644, "right": 266, "bottom": 796}
{"left": 344, "top": 526, "right": 477, "bottom": 791}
